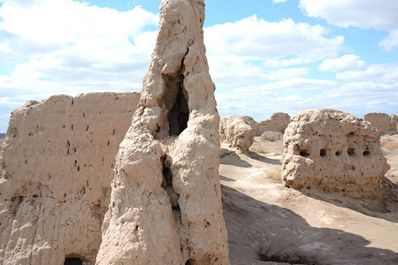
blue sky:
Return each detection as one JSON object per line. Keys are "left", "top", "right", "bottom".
{"left": 0, "top": 0, "right": 397, "bottom": 132}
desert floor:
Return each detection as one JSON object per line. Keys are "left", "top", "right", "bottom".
{"left": 221, "top": 135, "right": 398, "bottom": 265}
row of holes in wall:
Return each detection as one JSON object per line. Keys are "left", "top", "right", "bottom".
{"left": 299, "top": 148, "right": 371, "bottom": 158}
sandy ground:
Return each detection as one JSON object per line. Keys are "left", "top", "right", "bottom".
{"left": 221, "top": 135, "right": 398, "bottom": 265}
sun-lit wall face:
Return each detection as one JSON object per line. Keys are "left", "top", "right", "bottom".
{"left": 0, "top": 92, "right": 140, "bottom": 264}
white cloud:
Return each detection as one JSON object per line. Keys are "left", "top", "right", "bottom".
{"left": 319, "top": 54, "right": 367, "bottom": 72}
{"left": 206, "top": 16, "right": 343, "bottom": 63}
{"left": 299, "top": 0, "right": 398, "bottom": 30}
{"left": 273, "top": 0, "right": 287, "bottom": 4}
{"left": 205, "top": 16, "right": 344, "bottom": 88}
{"left": 336, "top": 64, "right": 398, "bottom": 82}
{"left": 0, "top": 0, "right": 158, "bottom": 101}
{"left": 267, "top": 67, "right": 309, "bottom": 80}
{"left": 0, "top": 0, "right": 157, "bottom": 45}
{"left": 379, "top": 29, "right": 398, "bottom": 51}
{"left": 299, "top": 0, "right": 398, "bottom": 51}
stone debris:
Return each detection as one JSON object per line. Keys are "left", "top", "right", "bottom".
{"left": 0, "top": 93, "right": 139, "bottom": 265}
{"left": 220, "top": 116, "right": 255, "bottom": 152}
{"left": 282, "top": 109, "right": 390, "bottom": 200}
{"left": 364, "top": 113, "right": 397, "bottom": 135}
{"left": 95, "top": 0, "right": 229, "bottom": 264}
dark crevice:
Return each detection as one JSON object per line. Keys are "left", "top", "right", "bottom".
{"left": 66, "top": 141, "right": 71, "bottom": 155}
{"left": 320, "top": 149, "right": 326, "bottom": 157}
{"left": 185, "top": 259, "right": 196, "bottom": 265}
{"left": 161, "top": 155, "right": 180, "bottom": 212}
{"left": 347, "top": 148, "right": 355, "bottom": 157}
{"left": 9, "top": 196, "right": 23, "bottom": 215}
{"left": 162, "top": 73, "right": 189, "bottom": 137}
{"left": 64, "top": 257, "right": 82, "bottom": 265}
{"left": 299, "top": 150, "right": 310, "bottom": 157}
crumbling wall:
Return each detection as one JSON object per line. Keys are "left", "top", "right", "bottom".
{"left": 257, "top": 112, "right": 290, "bottom": 136}
{"left": 282, "top": 109, "right": 390, "bottom": 200}
{"left": 364, "top": 113, "right": 397, "bottom": 135}
{"left": 0, "top": 93, "right": 139, "bottom": 265}
{"left": 95, "top": 1, "right": 229, "bottom": 265}
{"left": 220, "top": 116, "right": 255, "bottom": 152}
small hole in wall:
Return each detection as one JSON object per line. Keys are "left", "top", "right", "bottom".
{"left": 299, "top": 150, "right": 310, "bottom": 157}
{"left": 320, "top": 149, "right": 326, "bottom": 157}
{"left": 335, "top": 151, "right": 341, "bottom": 156}
{"left": 347, "top": 148, "right": 355, "bottom": 156}
{"left": 185, "top": 259, "right": 196, "bottom": 265}
{"left": 363, "top": 150, "right": 371, "bottom": 157}
{"left": 64, "top": 257, "right": 83, "bottom": 265}
{"left": 347, "top": 132, "right": 355, "bottom": 137}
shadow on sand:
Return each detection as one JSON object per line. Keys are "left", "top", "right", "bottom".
{"left": 222, "top": 185, "right": 398, "bottom": 265}
{"left": 220, "top": 175, "right": 236, "bottom": 182}
{"left": 290, "top": 177, "right": 398, "bottom": 224}
{"left": 247, "top": 151, "right": 282, "bottom": 165}
{"left": 220, "top": 148, "right": 252, "bottom": 168}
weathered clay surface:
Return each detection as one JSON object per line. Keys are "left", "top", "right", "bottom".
{"left": 95, "top": 1, "right": 229, "bottom": 265}
{"left": 220, "top": 116, "right": 255, "bottom": 152}
{"left": 282, "top": 109, "right": 390, "bottom": 200}
{"left": 257, "top": 112, "right": 290, "bottom": 136}
{"left": 0, "top": 92, "right": 139, "bottom": 265}
{"left": 364, "top": 113, "right": 397, "bottom": 135}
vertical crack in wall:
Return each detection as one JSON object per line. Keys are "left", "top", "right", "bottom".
{"left": 161, "top": 155, "right": 181, "bottom": 214}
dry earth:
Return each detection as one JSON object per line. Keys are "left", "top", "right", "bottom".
{"left": 221, "top": 135, "right": 398, "bottom": 265}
